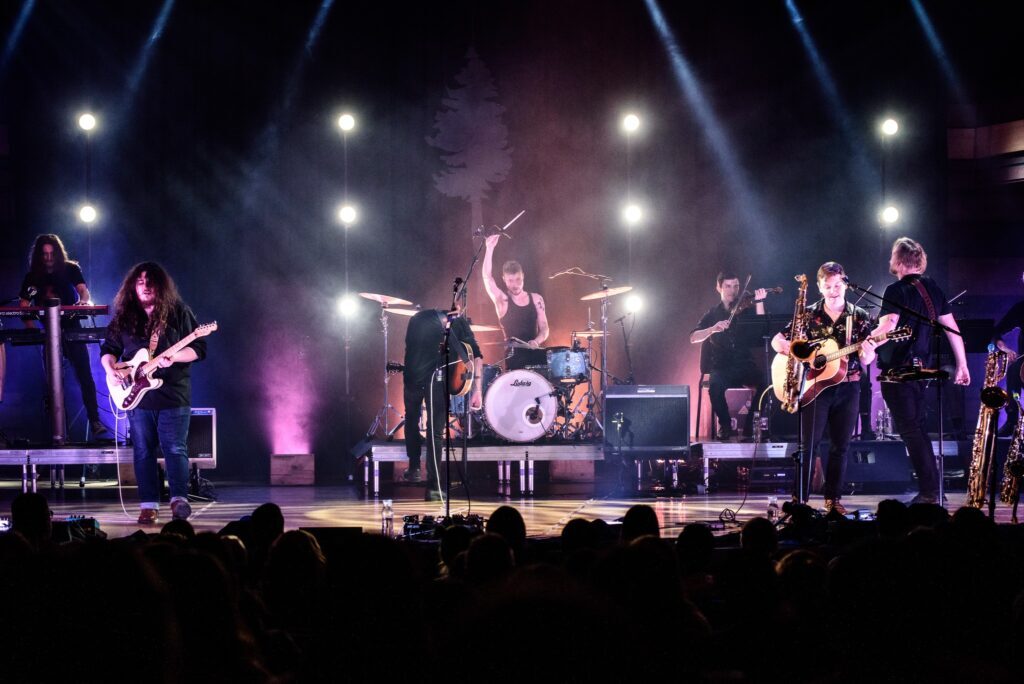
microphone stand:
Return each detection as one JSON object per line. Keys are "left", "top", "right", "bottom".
{"left": 844, "top": 280, "right": 961, "bottom": 506}
{"left": 616, "top": 313, "right": 636, "bottom": 385}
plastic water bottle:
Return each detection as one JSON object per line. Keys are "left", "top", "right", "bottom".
{"left": 381, "top": 499, "right": 394, "bottom": 537}
{"left": 767, "top": 496, "right": 780, "bottom": 523}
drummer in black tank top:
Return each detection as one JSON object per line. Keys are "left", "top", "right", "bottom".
{"left": 482, "top": 234, "right": 550, "bottom": 370}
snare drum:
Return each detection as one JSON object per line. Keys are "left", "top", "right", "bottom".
{"left": 546, "top": 347, "right": 588, "bottom": 383}
{"left": 484, "top": 369, "right": 557, "bottom": 442}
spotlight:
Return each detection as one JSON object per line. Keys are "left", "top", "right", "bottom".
{"left": 78, "top": 204, "right": 98, "bottom": 224}
{"left": 880, "top": 205, "right": 900, "bottom": 225}
{"left": 338, "top": 113, "right": 356, "bottom": 132}
{"left": 625, "top": 294, "right": 643, "bottom": 313}
{"left": 622, "top": 203, "right": 643, "bottom": 225}
{"left": 337, "top": 294, "right": 359, "bottom": 318}
{"left": 77, "top": 113, "right": 97, "bottom": 132}
{"left": 622, "top": 113, "right": 641, "bottom": 134}
{"left": 881, "top": 118, "right": 899, "bottom": 136}
{"left": 337, "top": 204, "right": 357, "bottom": 225}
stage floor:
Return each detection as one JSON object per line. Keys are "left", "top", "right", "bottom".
{"left": 0, "top": 478, "right": 1005, "bottom": 539}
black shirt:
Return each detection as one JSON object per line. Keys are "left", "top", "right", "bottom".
{"left": 779, "top": 299, "right": 874, "bottom": 378}
{"left": 993, "top": 300, "right": 1024, "bottom": 355}
{"left": 100, "top": 303, "right": 207, "bottom": 410}
{"left": 692, "top": 303, "right": 760, "bottom": 374}
{"left": 20, "top": 262, "right": 86, "bottom": 305}
{"left": 500, "top": 293, "right": 538, "bottom": 342}
{"left": 877, "top": 274, "right": 952, "bottom": 370}
{"left": 403, "top": 310, "right": 482, "bottom": 388}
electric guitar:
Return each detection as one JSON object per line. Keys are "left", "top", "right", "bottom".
{"left": 107, "top": 322, "right": 218, "bottom": 410}
{"left": 798, "top": 326, "right": 912, "bottom": 406}
{"left": 383, "top": 340, "right": 476, "bottom": 397}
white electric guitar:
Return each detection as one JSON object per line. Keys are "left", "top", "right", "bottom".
{"left": 107, "top": 322, "right": 217, "bottom": 410}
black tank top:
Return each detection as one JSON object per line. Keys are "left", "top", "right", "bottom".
{"left": 500, "top": 292, "right": 538, "bottom": 342}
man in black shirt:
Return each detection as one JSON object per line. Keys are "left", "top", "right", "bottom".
{"left": 483, "top": 234, "right": 549, "bottom": 370}
{"left": 772, "top": 262, "right": 877, "bottom": 512}
{"left": 18, "top": 234, "right": 107, "bottom": 438}
{"left": 690, "top": 272, "right": 767, "bottom": 440}
{"left": 873, "top": 237, "right": 970, "bottom": 505}
{"left": 403, "top": 307, "right": 483, "bottom": 501}
{"left": 993, "top": 272, "right": 1024, "bottom": 435}
{"left": 101, "top": 263, "right": 206, "bottom": 525}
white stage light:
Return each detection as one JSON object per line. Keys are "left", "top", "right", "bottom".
{"left": 622, "top": 203, "right": 643, "bottom": 225}
{"left": 625, "top": 294, "right": 643, "bottom": 313}
{"left": 881, "top": 118, "right": 899, "bottom": 136}
{"left": 78, "top": 204, "right": 97, "bottom": 224}
{"left": 337, "top": 204, "right": 357, "bottom": 225}
{"left": 880, "top": 205, "right": 900, "bottom": 225}
{"left": 337, "top": 294, "right": 359, "bottom": 318}
{"left": 338, "top": 113, "right": 356, "bottom": 132}
{"left": 78, "top": 113, "right": 97, "bottom": 132}
{"left": 622, "top": 113, "right": 640, "bottom": 134}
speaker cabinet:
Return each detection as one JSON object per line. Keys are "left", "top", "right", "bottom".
{"left": 155, "top": 407, "right": 217, "bottom": 468}
{"left": 603, "top": 385, "right": 689, "bottom": 457}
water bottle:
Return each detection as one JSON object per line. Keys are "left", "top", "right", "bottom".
{"left": 381, "top": 499, "right": 394, "bottom": 537}
{"left": 767, "top": 496, "right": 780, "bottom": 523}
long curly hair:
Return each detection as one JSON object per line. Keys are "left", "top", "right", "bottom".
{"left": 28, "top": 234, "right": 77, "bottom": 274}
{"left": 109, "top": 262, "right": 183, "bottom": 338}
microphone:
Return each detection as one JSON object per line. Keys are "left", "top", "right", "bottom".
{"left": 25, "top": 287, "right": 37, "bottom": 299}
{"left": 613, "top": 312, "right": 634, "bottom": 323}
{"left": 841, "top": 275, "right": 861, "bottom": 289}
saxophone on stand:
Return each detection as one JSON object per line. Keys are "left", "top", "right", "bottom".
{"left": 771, "top": 275, "right": 810, "bottom": 414}
{"left": 967, "top": 344, "right": 1009, "bottom": 509}
{"left": 999, "top": 393, "right": 1024, "bottom": 522}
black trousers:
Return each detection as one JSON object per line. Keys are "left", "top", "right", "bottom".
{"left": 403, "top": 374, "right": 448, "bottom": 490}
{"left": 65, "top": 340, "right": 101, "bottom": 424}
{"left": 881, "top": 380, "right": 938, "bottom": 498}
{"left": 800, "top": 381, "right": 860, "bottom": 501}
{"left": 708, "top": 363, "right": 761, "bottom": 436}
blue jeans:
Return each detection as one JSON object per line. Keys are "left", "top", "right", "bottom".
{"left": 129, "top": 406, "right": 191, "bottom": 506}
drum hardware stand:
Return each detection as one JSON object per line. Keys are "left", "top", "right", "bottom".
{"left": 615, "top": 311, "right": 636, "bottom": 385}
{"left": 363, "top": 304, "right": 402, "bottom": 440}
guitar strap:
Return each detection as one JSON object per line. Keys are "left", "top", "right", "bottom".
{"left": 147, "top": 327, "right": 162, "bottom": 360}
{"left": 911, "top": 277, "right": 938, "bottom": 362}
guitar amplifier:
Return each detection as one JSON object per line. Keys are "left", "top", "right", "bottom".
{"left": 155, "top": 408, "right": 217, "bottom": 468}
{"left": 603, "top": 385, "right": 690, "bottom": 457}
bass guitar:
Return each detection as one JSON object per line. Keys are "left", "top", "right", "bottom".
{"left": 107, "top": 322, "right": 218, "bottom": 411}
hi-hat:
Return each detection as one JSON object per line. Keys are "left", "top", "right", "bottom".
{"left": 386, "top": 308, "right": 420, "bottom": 317}
{"left": 572, "top": 329, "right": 607, "bottom": 337}
{"left": 580, "top": 285, "right": 632, "bottom": 301}
{"left": 359, "top": 292, "right": 413, "bottom": 306}
{"left": 469, "top": 324, "right": 501, "bottom": 333}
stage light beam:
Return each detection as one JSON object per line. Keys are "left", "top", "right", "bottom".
{"left": 78, "top": 204, "right": 98, "bottom": 224}
{"left": 337, "top": 204, "right": 357, "bottom": 225}
{"left": 78, "top": 113, "right": 97, "bottom": 132}
{"left": 880, "top": 206, "right": 900, "bottom": 225}
{"left": 338, "top": 113, "right": 355, "bottom": 132}
{"left": 881, "top": 118, "right": 899, "bottom": 136}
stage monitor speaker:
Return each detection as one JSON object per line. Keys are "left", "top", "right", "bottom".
{"left": 156, "top": 407, "right": 217, "bottom": 468}
{"left": 603, "top": 385, "right": 689, "bottom": 457}
{"left": 843, "top": 441, "right": 914, "bottom": 493}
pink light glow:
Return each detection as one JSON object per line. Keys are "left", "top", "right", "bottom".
{"left": 261, "top": 329, "right": 316, "bottom": 455}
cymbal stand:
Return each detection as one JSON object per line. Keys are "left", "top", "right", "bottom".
{"left": 569, "top": 331, "right": 605, "bottom": 440}
{"left": 364, "top": 305, "right": 402, "bottom": 439}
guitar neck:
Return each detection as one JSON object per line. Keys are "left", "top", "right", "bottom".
{"left": 825, "top": 332, "right": 889, "bottom": 362}
{"left": 141, "top": 330, "right": 201, "bottom": 374}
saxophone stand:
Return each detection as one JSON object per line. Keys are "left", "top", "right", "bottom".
{"left": 791, "top": 364, "right": 810, "bottom": 503}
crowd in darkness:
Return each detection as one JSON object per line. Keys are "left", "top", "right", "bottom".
{"left": 2, "top": 494, "right": 1024, "bottom": 683}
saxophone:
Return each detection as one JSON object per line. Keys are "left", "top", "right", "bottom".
{"left": 780, "top": 275, "right": 809, "bottom": 414}
{"left": 966, "top": 344, "right": 1009, "bottom": 508}
{"left": 999, "top": 393, "right": 1024, "bottom": 517}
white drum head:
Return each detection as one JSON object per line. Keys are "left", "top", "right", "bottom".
{"left": 484, "top": 369, "right": 557, "bottom": 442}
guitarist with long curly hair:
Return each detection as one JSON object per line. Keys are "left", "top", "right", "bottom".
{"left": 100, "top": 262, "right": 208, "bottom": 525}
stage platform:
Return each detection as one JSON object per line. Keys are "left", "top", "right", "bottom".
{"left": 0, "top": 480, "right": 1005, "bottom": 541}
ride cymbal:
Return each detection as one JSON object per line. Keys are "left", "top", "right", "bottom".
{"left": 580, "top": 285, "right": 632, "bottom": 301}
{"left": 358, "top": 292, "right": 413, "bottom": 306}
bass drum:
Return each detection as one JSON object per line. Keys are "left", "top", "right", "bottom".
{"left": 484, "top": 369, "right": 557, "bottom": 442}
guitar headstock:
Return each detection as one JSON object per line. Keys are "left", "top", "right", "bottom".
{"left": 386, "top": 361, "right": 404, "bottom": 375}
{"left": 888, "top": 325, "right": 913, "bottom": 342}
{"left": 194, "top": 321, "right": 218, "bottom": 337}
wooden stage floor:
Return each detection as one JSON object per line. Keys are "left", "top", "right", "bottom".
{"left": 0, "top": 477, "right": 1007, "bottom": 539}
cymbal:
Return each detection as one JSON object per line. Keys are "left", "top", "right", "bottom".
{"left": 469, "top": 324, "right": 501, "bottom": 333}
{"left": 580, "top": 285, "right": 632, "bottom": 301}
{"left": 359, "top": 292, "right": 413, "bottom": 306}
{"left": 572, "top": 329, "right": 607, "bottom": 337}
{"left": 386, "top": 308, "right": 419, "bottom": 317}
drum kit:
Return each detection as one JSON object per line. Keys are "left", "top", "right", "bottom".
{"left": 358, "top": 280, "right": 632, "bottom": 445}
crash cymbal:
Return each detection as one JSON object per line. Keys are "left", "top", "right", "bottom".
{"left": 469, "top": 324, "right": 501, "bottom": 333}
{"left": 386, "top": 308, "right": 420, "bottom": 317}
{"left": 359, "top": 292, "right": 413, "bottom": 306}
{"left": 571, "top": 329, "right": 607, "bottom": 337}
{"left": 579, "top": 285, "right": 633, "bottom": 301}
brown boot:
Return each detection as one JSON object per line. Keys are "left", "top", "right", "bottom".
{"left": 824, "top": 499, "right": 848, "bottom": 516}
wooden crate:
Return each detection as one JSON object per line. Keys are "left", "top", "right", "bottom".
{"left": 270, "top": 453, "right": 315, "bottom": 485}
{"left": 549, "top": 460, "right": 594, "bottom": 483}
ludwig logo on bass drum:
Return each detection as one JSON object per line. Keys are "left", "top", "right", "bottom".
{"left": 511, "top": 379, "right": 532, "bottom": 387}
